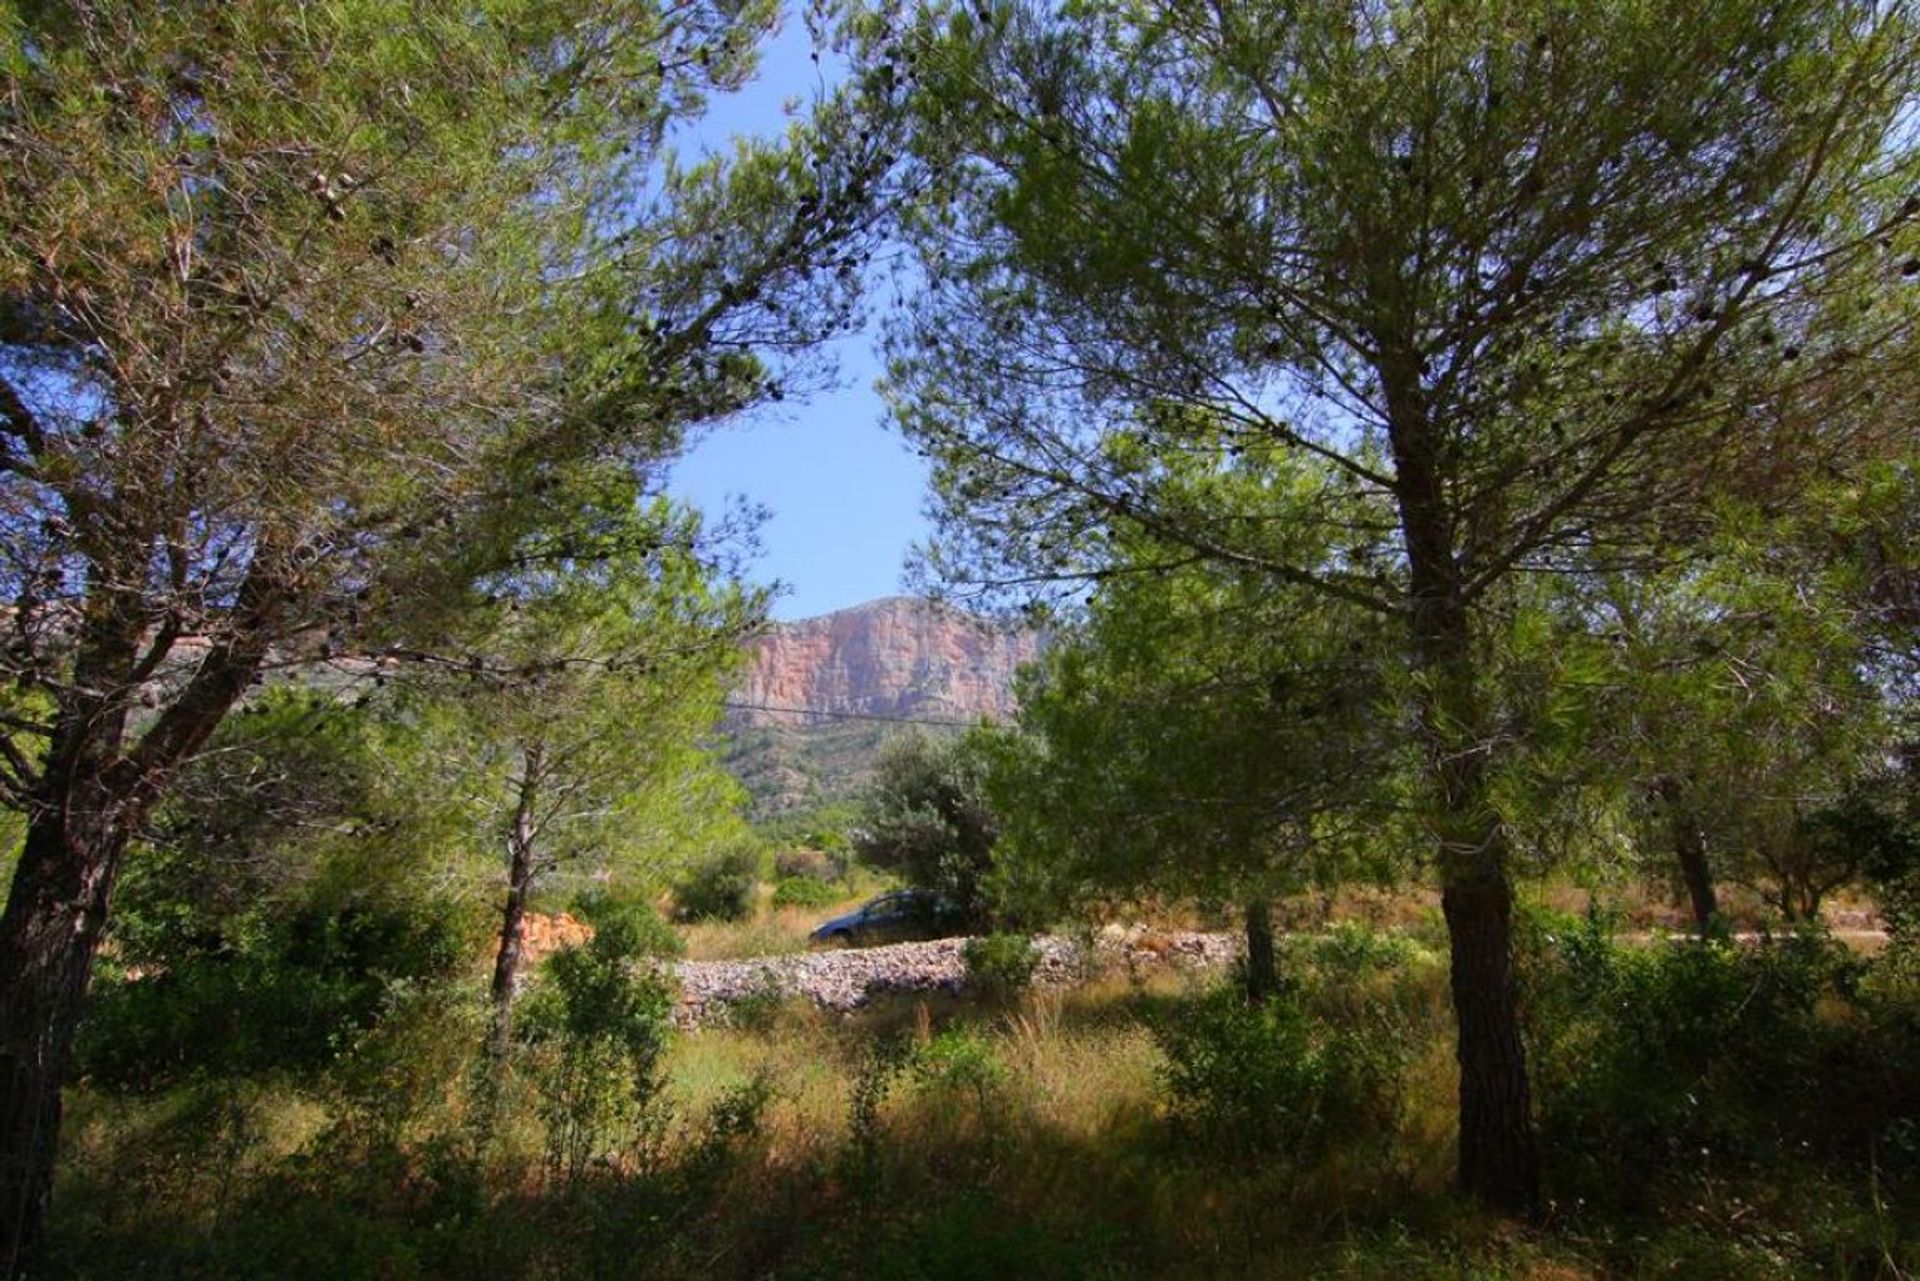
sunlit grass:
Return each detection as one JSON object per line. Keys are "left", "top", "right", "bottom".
{"left": 676, "top": 878, "right": 885, "bottom": 960}
{"left": 48, "top": 918, "right": 1920, "bottom": 1280}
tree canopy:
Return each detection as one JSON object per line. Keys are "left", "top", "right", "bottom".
{"left": 883, "top": 0, "right": 1920, "bottom": 1210}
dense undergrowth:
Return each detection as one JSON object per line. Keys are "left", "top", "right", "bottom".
{"left": 47, "top": 916, "right": 1920, "bottom": 1280}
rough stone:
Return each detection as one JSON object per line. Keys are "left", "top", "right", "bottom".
{"left": 735, "top": 596, "right": 1041, "bottom": 725}
{"left": 668, "top": 930, "right": 1239, "bottom": 1028}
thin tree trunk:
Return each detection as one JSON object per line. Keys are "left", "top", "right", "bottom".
{"left": 487, "top": 747, "right": 543, "bottom": 1065}
{"left": 1242, "top": 897, "right": 1279, "bottom": 1003}
{"left": 1654, "top": 778, "right": 1718, "bottom": 935}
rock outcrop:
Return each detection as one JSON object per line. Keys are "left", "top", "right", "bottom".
{"left": 735, "top": 596, "right": 1040, "bottom": 724}
{"left": 723, "top": 597, "right": 1042, "bottom": 814}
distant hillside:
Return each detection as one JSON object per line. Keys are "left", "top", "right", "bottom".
{"left": 723, "top": 596, "right": 1042, "bottom": 817}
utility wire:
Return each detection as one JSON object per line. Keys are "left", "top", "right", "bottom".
{"left": 721, "top": 699, "right": 981, "bottom": 728}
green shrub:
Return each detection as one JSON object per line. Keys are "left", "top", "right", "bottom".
{"left": 773, "top": 846, "right": 841, "bottom": 883}
{"left": 1526, "top": 917, "right": 1918, "bottom": 1205}
{"left": 78, "top": 898, "right": 469, "bottom": 1089}
{"left": 572, "top": 888, "right": 684, "bottom": 959}
{"left": 1154, "top": 985, "right": 1402, "bottom": 1165}
{"left": 671, "top": 846, "right": 762, "bottom": 923}
{"left": 771, "top": 875, "right": 839, "bottom": 909}
{"left": 1299, "top": 919, "right": 1430, "bottom": 976}
{"left": 910, "top": 1027, "right": 1006, "bottom": 1101}
{"left": 854, "top": 731, "right": 1000, "bottom": 926}
{"left": 963, "top": 933, "right": 1040, "bottom": 999}
{"left": 518, "top": 919, "right": 677, "bottom": 1181}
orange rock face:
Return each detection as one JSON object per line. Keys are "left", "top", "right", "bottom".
{"left": 518, "top": 912, "right": 594, "bottom": 965}
{"left": 734, "top": 596, "right": 1041, "bottom": 725}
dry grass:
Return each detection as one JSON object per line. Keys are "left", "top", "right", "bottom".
{"left": 49, "top": 915, "right": 1919, "bottom": 1281}
{"left": 677, "top": 881, "right": 882, "bottom": 960}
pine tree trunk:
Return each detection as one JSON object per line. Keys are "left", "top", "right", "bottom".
{"left": 1414, "top": 626, "right": 1540, "bottom": 1216}
{"left": 487, "top": 749, "right": 543, "bottom": 1065}
{"left": 1441, "top": 872, "right": 1537, "bottom": 1212}
{"left": 1243, "top": 897, "right": 1279, "bottom": 1003}
{"left": 0, "top": 788, "right": 134, "bottom": 1278}
{"left": 1386, "top": 371, "right": 1540, "bottom": 1216}
{"left": 0, "top": 566, "right": 275, "bottom": 1275}
{"left": 1655, "top": 778, "right": 1718, "bottom": 935}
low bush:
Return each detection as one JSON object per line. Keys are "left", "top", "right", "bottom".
{"left": 671, "top": 847, "right": 762, "bottom": 923}
{"left": 518, "top": 918, "right": 678, "bottom": 1181}
{"left": 1154, "top": 984, "right": 1405, "bottom": 1166}
{"left": 771, "top": 875, "right": 839, "bottom": 909}
{"left": 1526, "top": 913, "right": 1920, "bottom": 1207}
{"left": 910, "top": 1026, "right": 1006, "bottom": 1099}
{"left": 772, "top": 846, "right": 841, "bottom": 883}
{"left": 963, "top": 933, "right": 1040, "bottom": 1000}
{"left": 79, "top": 899, "right": 469, "bottom": 1089}
{"left": 573, "top": 888, "right": 684, "bottom": 959}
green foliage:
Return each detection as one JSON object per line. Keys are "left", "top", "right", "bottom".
{"left": 1525, "top": 914, "right": 1920, "bottom": 1208}
{"left": 572, "top": 888, "right": 685, "bottom": 961}
{"left": 78, "top": 686, "right": 494, "bottom": 1096}
{"left": 671, "top": 845, "right": 764, "bottom": 922}
{"left": 961, "top": 933, "right": 1040, "bottom": 1000}
{"left": 519, "top": 923, "right": 678, "bottom": 1182}
{"left": 1808, "top": 778, "right": 1920, "bottom": 947}
{"left": 1154, "top": 984, "right": 1404, "bottom": 1167}
{"left": 854, "top": 731, "right": 1001, "bottom": 926}
{"left": 111, "top": 686, "right": 485, "bottom": 973}
{"left": 79, "top": 898, "right": 469, "bottom": 1090}
{"left": 909, "top": 1027, "right": 1006, "bottom": 1102}
{"left": 1579, "top": 508, "right": 1900, "bottom": 919}
{"left": 771, "top": 875, "right": 840, "bottom": 909}
{"left": 988, "top": 528, "right": 1409, "bottom": 923}
{"left": 772, "top": 844, "right": 843, "bottom": 882}
{"left": 0, "top": 807, "right": 20, "bottom": 914}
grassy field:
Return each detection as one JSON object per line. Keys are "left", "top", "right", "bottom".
{"left": 43, "top": 905, "right": 1920, "bottom": 1280}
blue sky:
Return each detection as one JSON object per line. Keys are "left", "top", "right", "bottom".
{"left": 666, "top": 14, "right": 931, "bottom": 622}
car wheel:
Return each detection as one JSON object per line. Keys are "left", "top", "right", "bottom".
{"left": 831, "top": 929, "right": 856, "bottom": 948}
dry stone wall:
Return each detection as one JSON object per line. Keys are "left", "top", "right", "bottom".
{"left": 670, "top": 928, "right": 1239, "bottom": 1028}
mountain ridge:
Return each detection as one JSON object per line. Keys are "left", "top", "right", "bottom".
{"left": 723, "top": 595, "right": 1042, "bottom": 816}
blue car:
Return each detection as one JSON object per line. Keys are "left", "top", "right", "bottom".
{"left": 809, "top": 889, "right": 966, "bottom": 947}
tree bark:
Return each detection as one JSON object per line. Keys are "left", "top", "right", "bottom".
{"left": 0, "top": 791, "right": 134, "bottom": 1279}
{"left": 1384, "top": 361, "right": 1540, "bottom": 1217}
{"left": 487, "top": 746, "right": 543, "bottom": 1066}
{"left": 0, "top": 548, "right": 281, "bottom": 1276}
{"left": 1242, "top": 896, "right": 1279, "bottom": 1003}
{"left": 1654, "top": 778, "right": 1718, "bottom": 935}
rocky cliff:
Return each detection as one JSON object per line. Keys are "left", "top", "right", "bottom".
{"left": 723, "top": 597, "right": 1041, "bottom": 816}
{"left": 735, "top": 596, "right": 1040, "bottom": 724}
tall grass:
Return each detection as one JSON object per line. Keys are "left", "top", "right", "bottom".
{"left": 45, "top": 919, "right": 1920, "bottom": 1280}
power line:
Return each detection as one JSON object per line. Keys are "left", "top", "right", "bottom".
{"left": 721, "top": 699, "right": 980, "bottom": 728}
